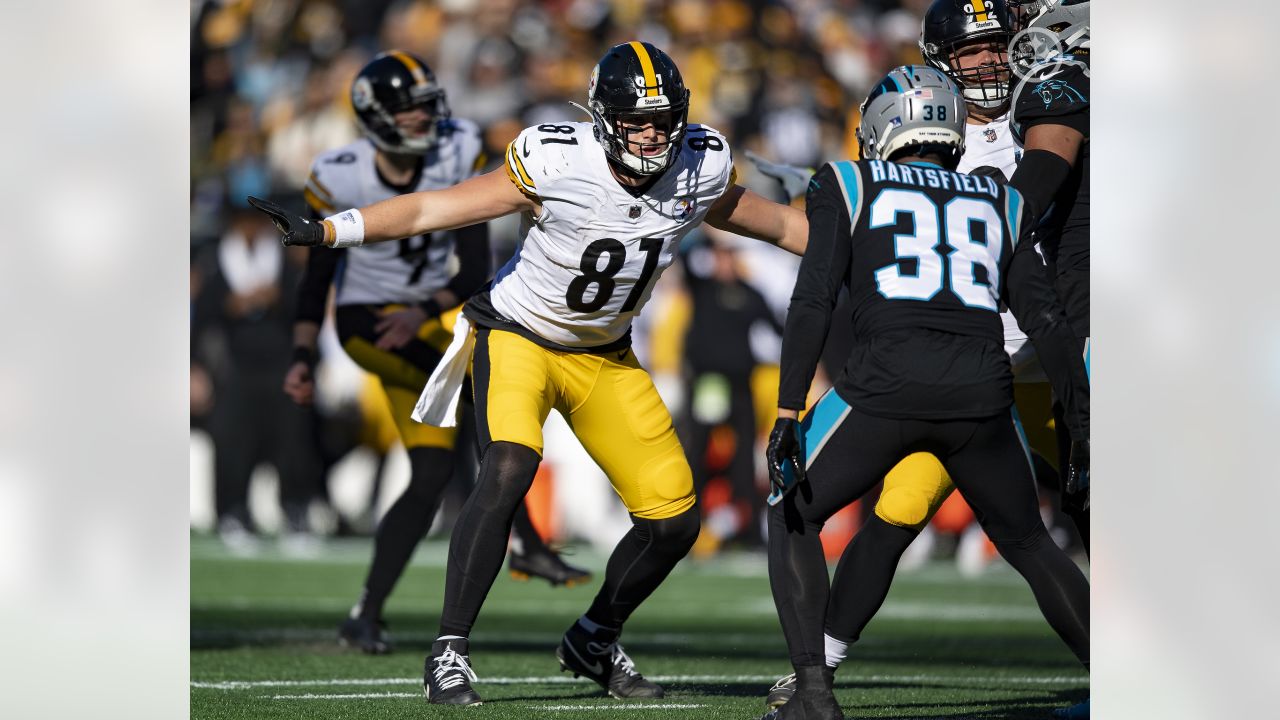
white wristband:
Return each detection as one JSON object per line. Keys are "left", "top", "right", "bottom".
{"left": 325, "top": 208, "right": 365, "bottom": 248}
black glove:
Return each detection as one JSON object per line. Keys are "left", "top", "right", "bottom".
{"left": 744, "top": 151, "right": 814, "bottom": 204}
{"left": 766, "top": 417, "right": 806, "bottom": 496}
{"left": 967, "top": 165, "right": 1009, "bottom": 183}
{"left": 1064, "top": 439, "right": 1089, "bottom": 512}
{"left": 247, "top": 196, "right": 328, "bottom": 247}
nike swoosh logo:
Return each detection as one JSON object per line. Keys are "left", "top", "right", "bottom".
{"left": 522, "top": 137, "right": 531, "bottom": 158}
{"left": 567, "top": 641, "right": 605, "bottom": 677}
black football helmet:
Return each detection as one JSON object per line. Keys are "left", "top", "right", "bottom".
{"left": 350, "top": 51, "right": 450, "bottom": 156}
{"left": 584, "top": 41, "right": 690, "bottom": 176}
{"left": 920, "top": 0, "right": 1014, "bottom": 111}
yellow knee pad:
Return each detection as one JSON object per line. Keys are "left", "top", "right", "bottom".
{"left": 874, "top": 453, "right": 954, "bottom": 531}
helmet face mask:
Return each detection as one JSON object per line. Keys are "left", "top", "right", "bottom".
{"left": 587, "top": 42, "right": 690, "bottom": 177}
{"left": 856, "top": 66, "right": 968, "bottom": 167}
{"left": 920, "top": 0, "right": 1015, "bottom": 111}
{"left": 351, "top": 52, "right": 451, "bottom": 157}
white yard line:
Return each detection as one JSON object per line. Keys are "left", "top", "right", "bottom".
{"left": 194, "top": 672, "right": 1087, "bottom": 692}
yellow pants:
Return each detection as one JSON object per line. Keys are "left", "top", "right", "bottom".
{"left": 472, "top": 328, "right": 695, "bottom": 520}
{"left": 339, "top": 303, "right": 461, "bottom": 450}
{"left": 873, "top": 382, "right": 1057, "bottom": 530}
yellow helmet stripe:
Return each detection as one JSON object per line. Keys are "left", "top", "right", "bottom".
{"left": 974, "top": 1, "right": 989, "bottom": 22}
{"left": 388, "top": 50, "right": 429, "bottom": 87}
{"left": 629, "top": 41, "right": 659, "bottom": 97}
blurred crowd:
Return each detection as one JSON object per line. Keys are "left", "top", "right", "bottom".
{"left": 189, "top": 0, "right": 937, "bottom": 554}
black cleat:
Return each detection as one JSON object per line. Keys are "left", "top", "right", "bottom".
{"left": 556, "top": 623, "right": 664, "bottom": 699}
{"left": 759, "top": 666, "right": 841, "bottom": 720}
{"left": 765, "top": 671, "right": 796, "bottom": 708}
{"left": 423, "top": 638, "right": 482, "bottom": 706}
{"left": 338, "top": 616, "right": 391, "bottom": 655}
{"left": 509, "top": 547, "right": 593, "bottom": 587}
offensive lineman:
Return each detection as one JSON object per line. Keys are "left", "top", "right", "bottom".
{"left": 251, "top": 41, "right": 807, "bottom": 706}
{"left": 760, "top": 66, "right": 1090, "bottom": 720}
{"left": 286, "top": 51, "right": 589, "bottom": 655}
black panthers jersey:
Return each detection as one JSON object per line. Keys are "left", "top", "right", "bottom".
{"left": 779, "top": 159, "right": 1088, "bottom": 438}
{"left": 1011, "top": 57, "right": 1090, "bottom": 337}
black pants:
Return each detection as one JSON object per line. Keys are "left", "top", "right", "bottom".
{"left": 769, "top": 391, "right": 1089, "bottom": 669}
{"left": 681, "top": 372, "right": 761, "bottom": 541}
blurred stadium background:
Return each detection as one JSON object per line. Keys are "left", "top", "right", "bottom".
{"left": 189, "top": 0, "right": 952, "bottom": 555}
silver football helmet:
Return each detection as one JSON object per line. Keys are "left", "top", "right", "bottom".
{"left": 856, "top": 66, "right": 968, "bottom": 166}
{"left": 1008, "top": 0, "right": 1090, "bottom": 75}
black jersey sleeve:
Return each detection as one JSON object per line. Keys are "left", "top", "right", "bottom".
{"left": 446, "top": 222, "right": 492, "bottom": 301}
{"left": 294, "top": 245, "right": 344, "bottom": 325}
{"left": 779, "top": 164, "right": 852, "bottom": 410}
{"left": 1012, "top": 63, "right": 1090, "bottom": 141}
{"left": 1002, "top": 207, "right": 1089, "bottom": 440}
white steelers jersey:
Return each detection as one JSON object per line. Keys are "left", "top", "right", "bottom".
{"left": 957, "top": 113, "right": 1021, "bottom": 180}
{"left": 303, "top": 119, "right": 486, "bottom": 306}
{"left": 957, "top": 114, "right": 1043, "bottom": 382}
{"left": 491, "top": 121, "right": 737, "bottom": 348}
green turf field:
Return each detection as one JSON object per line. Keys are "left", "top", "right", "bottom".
{"left": 191, "top": 536, "right": 1087, "bottom": 719}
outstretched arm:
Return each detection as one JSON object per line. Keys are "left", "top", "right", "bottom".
{"left": 250, "top": 168, "right": 536, "bottom": 248}
{"left": 705, "top": 184, "right": 808, "bottom": 256}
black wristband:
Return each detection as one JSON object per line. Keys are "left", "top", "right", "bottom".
{"left": 419, "top": 298, "right": 443, "bottom": 319}
{"left": 292, "top": 346, "right": 317, "bottom": 369}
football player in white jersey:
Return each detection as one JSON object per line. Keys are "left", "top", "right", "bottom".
{"left": 285, "top": 51, "right": 589, "bottom": 656}
{"left": 252, "top": 40, "right": 806, "bottom": 706}
{"left": 755, "top": 1, "right": 1071, "bottom": 709}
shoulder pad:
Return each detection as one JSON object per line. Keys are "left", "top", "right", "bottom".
{"left": 1011, "top": 62, "right": 1090, "bottom": 142}
{"left": 681, "top": 124, "right": 736, "bottom": 193}
{"left": 305, "top": 141, "right": 370, "bottom": 214}
{"left": 504, "top": 122, "right": 591, "bottom": 200}
{"left": 444, "top": 117, "right": 488, "bottom": 175}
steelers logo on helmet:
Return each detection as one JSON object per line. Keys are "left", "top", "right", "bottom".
{"left": 586, "top": 41, "right": 691, "bottom": 177}
{"left": 350, "top": 50, "right": 452, "bottom": 156}
{"left": 920, "top": 0, "right": 1015, "bottom": 111}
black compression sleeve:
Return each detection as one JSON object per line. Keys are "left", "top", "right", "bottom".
{"left": 1004, "top": 240, "right": 1089, "bottom": 440}
{"left": 1009, "top": 149, "right": 1073, "bottom": 226}
{"left": 445, "top": 222, "right": 492, "bottom": 301}
{"left": 295, "top": 245, "right": 344, "bottom": 325}
{"left": 778, "top": 165, "right": 851, "bottom": 410}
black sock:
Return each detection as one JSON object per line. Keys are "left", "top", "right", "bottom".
{"left": 358, "top": 446, "right": 454, "bottom": 620}
{"left": 584, "top": 506, "right": 700, "bottom": 628}
{"left": 438, "top": 441, "right": 540, "bottom": 638}
{"left": 825, "top": 515, "right": 919, "bottom": 643}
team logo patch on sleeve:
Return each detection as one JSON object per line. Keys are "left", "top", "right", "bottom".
{"left": 1033, "top": 78, "right": 1086, "bottom": 109}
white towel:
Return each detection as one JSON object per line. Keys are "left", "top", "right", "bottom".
{"left": 412, "top": 312, "right": 476, "bottom": 427}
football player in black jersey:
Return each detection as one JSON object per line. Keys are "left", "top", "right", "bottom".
{"left": 1007, "top": 0, "right": 1091, "bottom": 553}
{"left": 287, "top": 53, "right": 590, "bottom": 655}
{"left": 759, "top": 66, "right": 1089, "bottom": 720}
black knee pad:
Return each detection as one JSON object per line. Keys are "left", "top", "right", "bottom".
{"left": 634, "top": 506, "right": 701, "bottom": 556}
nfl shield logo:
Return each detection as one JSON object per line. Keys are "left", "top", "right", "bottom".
{"left": 629, "top": 205, "right": 641, "bottom": 219}
{"left": 983, "top": 127, "right": 998, "bottom": 143}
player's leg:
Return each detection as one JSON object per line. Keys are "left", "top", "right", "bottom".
{"left": 554, "top": 349, "right": 699, "bottom": 698}
{"left": 427, "top": 328, "right": 555, "bottom": 705}
{"left": 941, "top": 412, "right": 1089, "bottom": 667}
{"left": 765, "top": 397, "right": 907, "bottom": 720}
{"left": 726, "top": 377, "right": 762, "bottom": 545}
{"left": 343, "top": 381, "right": 459, "bottom": 653}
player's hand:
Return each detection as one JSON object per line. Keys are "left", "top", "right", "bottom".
{"left": 766, "top": 417, "right": 806, "bottom": 494}
{"left": 744, "top": 151, "right": 814, "bottom": 203}
{"left": 247, "top": 196, "right": 328, "bottom": 247}
{"left": 283, "top": 360, "right": 316, "bottom": 405}
{"left": 967, "top": 165, "right": 1009, "bottom": 183}
{"left": 374, "top": 306, "right": 428, "bottom": 350}
{"left": 1064, "top": 439, "right": 1089, "bottom": 511}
